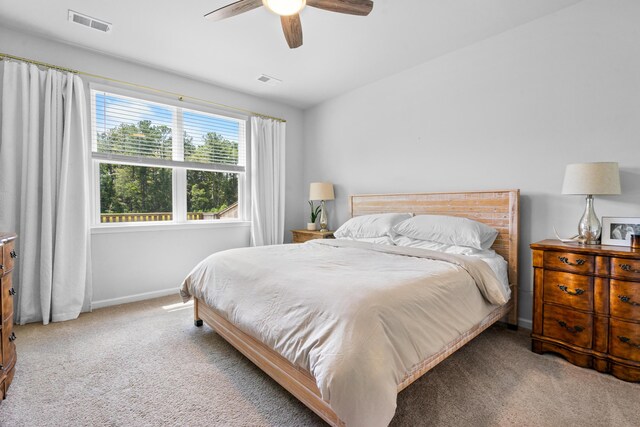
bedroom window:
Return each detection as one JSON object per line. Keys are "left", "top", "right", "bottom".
{"left": 91, "top": 88, "right": 246, "bottom": 224}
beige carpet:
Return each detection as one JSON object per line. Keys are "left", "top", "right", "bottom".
{"left": 0, "top": 295, "right": 638, "bottom": 427}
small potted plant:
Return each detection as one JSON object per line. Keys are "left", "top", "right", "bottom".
{"left": 308, "top": 201, "right": 321, "bottom": 230}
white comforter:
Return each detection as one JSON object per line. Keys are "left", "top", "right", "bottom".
{"left": 180, "top": 240, "right": 510, "bottom": 427}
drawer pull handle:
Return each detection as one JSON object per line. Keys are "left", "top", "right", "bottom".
{"left": 9, "top": 287, "right": 16, "bottom": 296}
{"left": 558, "top": 256, "right": 586, "bottom": 267}
{"left": 9, "top": 250, "right": 17, "bottom": 259}
{"left": 618, "top": 336, "right": 640, "bottom": 349}
{"left": 557, "top": 320, "right": 584, "bottom": 334}
{"left": 619, "top": 264, "right": 640, "bottom": 274}
{"left": 558, "top": 285, "right": 585, "bottom": 296}
{"left": 618, "top": 295, "right": 640, "bottom": 307}
{"left": 8, "top": 332, "right": 16, "bottom": 342}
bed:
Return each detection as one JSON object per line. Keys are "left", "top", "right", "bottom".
{"left": 181, "top": 190, "right": 519, "bottom": 426}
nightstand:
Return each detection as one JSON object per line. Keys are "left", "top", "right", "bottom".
{"left": 531, "top": 239, "right": 640, "bottom": 382}
{"left": 291, "top": 229, "right": 334, "bottom": 243}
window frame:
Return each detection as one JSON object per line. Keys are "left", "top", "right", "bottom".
{"left": 89, "top": 83, "right": 251, "bottom": 229}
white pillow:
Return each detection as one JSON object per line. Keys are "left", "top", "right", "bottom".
{"left": 392, "top": 215, "right": 498, "bottom": 250}
{"left": 334, "top": 213, "right": 412, "bottom": 239}
{"left": 391, "top": 235, "right": 494, "bottom": 256}
{"left": 335, "top": 235, "right": 396, "bottom": 245}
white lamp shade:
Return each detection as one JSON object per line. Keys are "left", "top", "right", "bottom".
{"left": 309, "top": 182, "right": 334, "bottom": 201}
{"left": 562, "top": 162, "right": 621, "bottom": 195}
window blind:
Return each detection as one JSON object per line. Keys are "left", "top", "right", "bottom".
{"left": 92, "top": 90, "right": 246, "bottom": 173}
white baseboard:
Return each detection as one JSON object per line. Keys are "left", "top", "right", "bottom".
{"left": 518, "top": 317, "right": 532, "bottom": 330}
{"left": 92, "top": 288, "right": 178, "bottom": 309}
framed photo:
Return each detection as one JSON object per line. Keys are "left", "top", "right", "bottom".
{"left": 602, "top": 217, "right": 640, "bottom": 246}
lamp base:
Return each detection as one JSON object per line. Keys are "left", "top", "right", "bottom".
{"left": 319, "top": 200, "right": 328, "bottom": 232}
{"left": 578, "top": 195, "right": 601, "bottom": 245}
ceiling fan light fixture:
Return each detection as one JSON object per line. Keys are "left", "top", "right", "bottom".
{"left": 205, "top": 0, "right": 374, "bottom": 49}
{"left": 262, "top": 0, "right": 306, "bottom": 16}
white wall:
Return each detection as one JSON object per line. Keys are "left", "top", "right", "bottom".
{"left": 303, "top": 0, "right": 640, "bottom": 328}
{"left": 0, "top": 25, "right": 305, "bottom": 307}
{"left": 90, "top": 224, "right": 251, "bottom": 306}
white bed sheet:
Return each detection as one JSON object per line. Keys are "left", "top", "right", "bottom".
{"left": 180, "top": 240, "right": 509, "bottom": 427}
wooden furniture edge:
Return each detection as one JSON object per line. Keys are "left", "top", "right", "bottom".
{"left": 349, "top": 189, "right": 520, "bottom": 198}
{"left": 508, "top": 190, "right": 520, "bottom": 327}
{"left": 0, "top": 232, "right": 17, "bottom": 401}
{"left": 195, "top": 297, "right": 510, "bottom": 426}
{"left": 291, "top": 229, "right": 335, "bottom": 234}
{"left": 531, "top": 239, "right": 640, "bottom": 257}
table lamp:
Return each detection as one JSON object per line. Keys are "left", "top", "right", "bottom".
{"left": 562, "top": 162, "right": 621, "bottom": 244}
{"left": 309, "top": 182, "right": 335, "bottom": 232}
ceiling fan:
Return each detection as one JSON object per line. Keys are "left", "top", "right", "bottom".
{"left": 204, "top": 0, "right": 374, "bottom": 49}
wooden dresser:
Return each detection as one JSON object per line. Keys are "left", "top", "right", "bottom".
{"left": 531, "top": 239, "right": 640, "bottom": 381}
{"left": 291, "top": 229, "right": 334, "bottom": 243}
{"left": 0, "top": 233, "right": 17, "bottom": 400}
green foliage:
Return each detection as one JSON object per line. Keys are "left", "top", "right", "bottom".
{"left": 186, "top": 169, "right": 237, "bottom": 213}
{"left": 185, "top": 132, "right": 238, "bottom": 165}
{"left": 185, "top": 132, "right": 238, "bottom": 213}
{"left": 98, "top": 121, "right": 238, "bottom": 215}
{"left": 97, "top": 120, "right": 172, "bottom": 159}
{"left": 308, "top": 201, "right": 321, "bottom": 223}
{"left": 99, "top": 163, "right": 172, "bottom": 213}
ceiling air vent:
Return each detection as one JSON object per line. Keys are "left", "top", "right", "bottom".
{"left": 257, "top": 74, "right": 282, "bottom": 87}
{"left": 68, "top": 10, "right": 112, "bottom": 33}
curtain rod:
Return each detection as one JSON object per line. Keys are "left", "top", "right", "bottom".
{"left": 0, "top": 52, "right": 286, "bottom": 123}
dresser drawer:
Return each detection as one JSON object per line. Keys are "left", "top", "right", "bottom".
{"left": 544, "top": 251, "right": 595, "bottom": 274}
{"left": 610, "top": 280, "right": 640, "bottom": 321}
{"left": 611, "top": 258, "right": 640, "bottom": 281}
{"left": 1, "top": 240, "right": 16, "bottom": 274}
{"left": 292, "top": 233, "right": 318, "bottom": 243}
{"left": 291, "top": 230, "right": 334, "bottom": 243}
{"left": 1, "top": 320, "right": 15, "bottom": 368}
{"left": 609, "top": 318, "right": 640, "bottom": 363}
{"left": 1, "top": 273, "right": 14, "bottom": 322}
{"left": 543, "top": 270, "right": 593, "bottom": 311}
{"left": 543, "top": 304, "right": 593, "bottom": 349}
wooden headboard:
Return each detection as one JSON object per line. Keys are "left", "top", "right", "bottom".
{"left": 349, "top": 190, "right": 520, "bottom": 327}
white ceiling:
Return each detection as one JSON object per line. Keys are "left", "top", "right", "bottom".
{"left": 0, "top": 0, "right": 582, "bottom": 109}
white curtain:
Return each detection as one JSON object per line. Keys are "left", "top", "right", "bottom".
{"left": 0, "top": 61, "right": 91, "bottom": 325}
{"left": 250, "top": 116, "right": 286, "bottom": 246}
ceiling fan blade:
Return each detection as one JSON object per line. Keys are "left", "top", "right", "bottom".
{"left": 204, "top": 0, "right": 263, "bottom": 21}
{"left": 306, "top": 0, "right": 373, "bottom": 16}
{"left": 281, "top": 14, "right": 303, "bottom": 49}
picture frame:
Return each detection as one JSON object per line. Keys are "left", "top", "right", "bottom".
{"left": 601, "top": 217, "right": 640, "bottom": 246}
